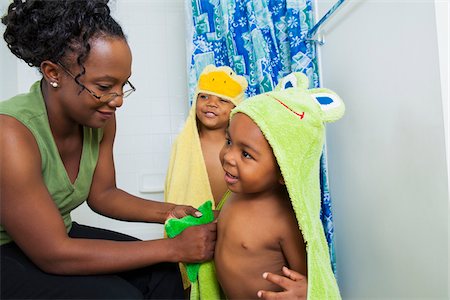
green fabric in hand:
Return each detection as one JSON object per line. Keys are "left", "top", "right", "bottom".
{"left": 165, "top": 200, "right": 214, "bottom": 282}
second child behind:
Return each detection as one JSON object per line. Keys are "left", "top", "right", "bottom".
{"left": 165, "top": 64, "right": 248, "bottom": 290}
{"left": 165, "top": 64, "right": 248, "bottom": 210}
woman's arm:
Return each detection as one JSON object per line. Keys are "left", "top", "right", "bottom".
{"left": 0, "top": 115, "right": 215, "bottom": 275}
{"left": 87, "top": 115, "right": 198, "bottom": 223}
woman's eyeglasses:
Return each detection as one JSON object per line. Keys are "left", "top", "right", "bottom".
{"left": 57, "top": 62, "right": 136, "bottom": 104}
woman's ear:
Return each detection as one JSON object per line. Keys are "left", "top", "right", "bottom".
{"left": 40, "top": 60, "right": 61, "bottom": 88}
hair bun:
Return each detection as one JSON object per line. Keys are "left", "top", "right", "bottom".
{"left": 91, "top": 0, "right": 111, "bottom": 17}
{"left": 1, "top": 0, "right": 124, "bottom": 68}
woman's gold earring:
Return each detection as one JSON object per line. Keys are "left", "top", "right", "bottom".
{"left": 50, "top": 82, "right": 59, "bottom": 88}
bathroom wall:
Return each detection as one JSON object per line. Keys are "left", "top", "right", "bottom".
{"left": 315, "top": 1, "right": 449, "bottom": 298}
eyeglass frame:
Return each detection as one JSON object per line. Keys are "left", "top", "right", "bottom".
{"left": 57, "top": 62, "right": 136, "bottom": 104}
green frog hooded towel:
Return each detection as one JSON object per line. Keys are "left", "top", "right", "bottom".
{"left": 229, "top": 72, "right": 344, "bottom": 299}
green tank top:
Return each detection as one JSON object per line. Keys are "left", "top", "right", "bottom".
{"left": 0, "top": 81, "right": 103, "bottom": 245}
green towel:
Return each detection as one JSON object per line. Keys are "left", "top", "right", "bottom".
{"left": 230, "top": 72, "right": 344, "bottom": 299}
{"left": 190, "top": 262, "right": 224, "bottom": 300}
{"left": 165, "top": 201, "right": 223, "bottom": 299}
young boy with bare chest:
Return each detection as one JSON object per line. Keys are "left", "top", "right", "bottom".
{"left": 165, "top": 64, "right": 248, "bottom": 210}
{"left": 196, "top": 91, "right": 236, "bottom": 205}
{"left": 216, "top": 113, "right": 307, "bottom": 298}
{"left": 215, "top": 72, "right": 344, "bottom": 299}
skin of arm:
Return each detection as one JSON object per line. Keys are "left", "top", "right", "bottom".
{"left": 279, "top": 204, "right": 307, "bottom": 277}
{"left": 87, "top": 116, "right": 191, "bottom": 223}
{"left": 254, "top": 203, "right": 307, "bottom": 299}
{"left": 0, "top": 115, "right": 216, "bottom": 275}
{"left": 256, "top": 205, "right": 307, "bottom": 299}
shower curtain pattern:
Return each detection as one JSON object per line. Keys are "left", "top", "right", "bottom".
{"left": 186, "top": 0, "right": 336, "bottom": 274}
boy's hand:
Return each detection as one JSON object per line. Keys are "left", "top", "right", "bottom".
{"left": 257, "top": 266, "right": 307, "bottom": 300}
{"left": 166, "top": 204, "right": 202, "bottom": 220}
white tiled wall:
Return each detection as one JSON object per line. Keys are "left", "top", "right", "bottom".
{"left": 72, "top": 0, "right": 189, "bottom": 240}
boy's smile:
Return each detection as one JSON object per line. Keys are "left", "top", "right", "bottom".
{"left": 196, "top": 93, "right": 235, "bottom": 131}
{"left": 224, "top": 171, "right": 238, "bottom": 185}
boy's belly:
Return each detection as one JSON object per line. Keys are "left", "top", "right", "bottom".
{"left": 215, "top": 237, "right": 287, "bottom": 299}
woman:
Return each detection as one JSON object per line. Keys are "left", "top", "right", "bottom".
{"left": 0, "top": 1, "right": 215, "bottom": 298}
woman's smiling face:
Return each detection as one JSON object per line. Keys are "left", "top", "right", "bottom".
{"left": 57, "top": 37, "right": 132, "bottom": 128}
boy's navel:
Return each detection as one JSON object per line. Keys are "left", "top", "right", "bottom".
{"left": 240, "top": 242, "right": 248, "bottom": 250}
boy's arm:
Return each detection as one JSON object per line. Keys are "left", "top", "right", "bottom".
{"left": 279, "top": 211, "right": 308, "bottom": 276}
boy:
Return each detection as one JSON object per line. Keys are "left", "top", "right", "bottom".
{"left": 165, "top": 65, "right": 248, "bottom": 288}
{"left": 165, "top": 65, "right": 248, "bottom": 209}
{"left": 215, "top": 72, "right": 344, "bottom": 299}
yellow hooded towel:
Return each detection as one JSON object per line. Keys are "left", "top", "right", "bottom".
{"left": 164, "top": 64, "right": 247, "bottom": 289}
{"left": 165, "top": 65, "right": 247, "bottom": 209}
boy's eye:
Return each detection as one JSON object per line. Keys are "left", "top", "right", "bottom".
{"left": 242, "top": 151, "right": 252, "bottom": 159}
{"left": 220, "top": 98, "right": 230, "bottom": 103}
{"left": 225, "top": 138, "right": 232, "bottom": 146}
{"left": 199, "top": 94, "right": 208, "bottom": 99}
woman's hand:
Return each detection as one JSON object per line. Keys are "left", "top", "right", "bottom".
{"left": 174, "top": 222, "right": 217, "bottom": 263}
{"left": 257, "top": 266, "right": 307, "bottom": 299}
{"left": 166, "top": 204, "right": 202, "bottom": 221}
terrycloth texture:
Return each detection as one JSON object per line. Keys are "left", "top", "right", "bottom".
{"left": 165, "top": 201, "right": 222, "bottom": 300}
{"left": 196, "top": 65, "right": 248, "bottom": 104}
{"left": 190, "top": 263, "right": 224, "bottom": 300}
{"left": 231, "top": 72, "right": 344, "bottom": 299}
{"left": 165, "top": 201, "right": 215, "bottom": 282}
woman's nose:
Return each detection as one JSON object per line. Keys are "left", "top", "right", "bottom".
{"left": 108, "top": 94, "right": 124, "bottom": 108}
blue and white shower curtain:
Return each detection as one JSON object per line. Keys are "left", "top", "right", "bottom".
{"left": 186, "top": 0, "right": 337, "bottom": 275}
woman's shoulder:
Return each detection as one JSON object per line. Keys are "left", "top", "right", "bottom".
{"left": 0, "top": 81, "right": 45, "bottom": 124}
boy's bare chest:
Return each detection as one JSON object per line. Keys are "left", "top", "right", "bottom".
{"left": 216, "top": 201, "right": 288, "bottom": 298}
{"left": 218, "top": 201, "right": 284, "bottom": 252}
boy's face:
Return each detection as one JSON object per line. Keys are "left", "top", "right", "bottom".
{"left": 220, "top": 113, "right": 282, "bottom": 194}
{"left": 196, "top": 93, "right": 235, "bottom": 131}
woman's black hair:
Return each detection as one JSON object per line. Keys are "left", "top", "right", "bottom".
{"left": 1, "top": 0, "right": 126, "bottom": 71}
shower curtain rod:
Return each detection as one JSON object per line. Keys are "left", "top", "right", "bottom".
{"left": 306, "top": 0, "right": 346, "bottom": 44}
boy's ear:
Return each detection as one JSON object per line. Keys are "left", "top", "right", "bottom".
{"left": 279, "top": 175, "right": 285, "bottom": 185}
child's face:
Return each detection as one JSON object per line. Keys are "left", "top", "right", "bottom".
{"left": 220, "top": 113, "right": 282, "bottom": 194}
{"left": 196, "top": 93, "right": 235, "bottom": 131}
